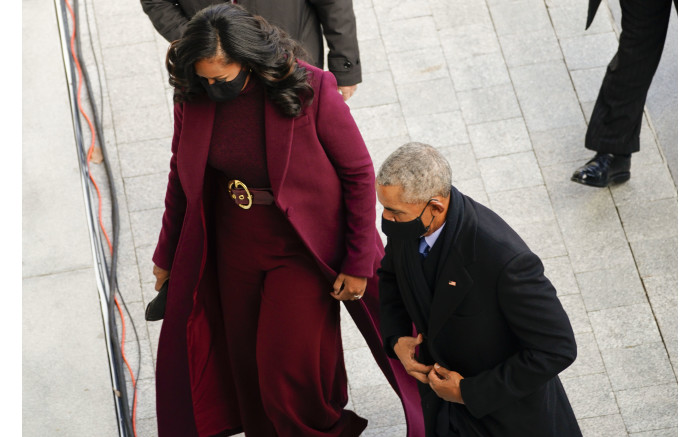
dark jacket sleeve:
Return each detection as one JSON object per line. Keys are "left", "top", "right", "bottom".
{"left": 152, "top": 103, "right": 187, "bottom": 270}
{"left": 140, "top": 0, "right": 190, "bottom": 42}
{"left": 378, "top": 240, "right": 413, "bottom": 359}
{"left": 308, "top": 0, "right": 362, "bottom": 86}
{"left": 459, "top": 251, "right": 578, "bottom": 418}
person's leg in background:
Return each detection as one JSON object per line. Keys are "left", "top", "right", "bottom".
{"left": 571, "top": 0, "right": 673, "bottom": 187}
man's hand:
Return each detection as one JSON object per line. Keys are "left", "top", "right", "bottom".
{"left": 331, "top": 273, "right": 367, "bottom": 301}
{"left": 338, "top": 85, "right": 358, "bottom": 101}
{"left": 153, "top": 264, "right": 170, "bottom": 291}
{"left": 394, "top": 334, "right": 433, "bottom": 383}
{"left": 428, "top": 363, "right": 464, "bottom": 404}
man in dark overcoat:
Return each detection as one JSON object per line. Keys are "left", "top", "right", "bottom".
{"left": 140, "top": 0, "right": 362, "bottom": 99}
{"left": 376, "top": 142, "right": 582, "bottom": 436}
{"left": 571, "top": 0, "right": 676, "bottom": 187}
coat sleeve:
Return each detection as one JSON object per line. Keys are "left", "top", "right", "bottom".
{"left": 459, "top": 251, "right": 578, "bottom": 418}
{"left": 152, "top": 103, "right": 187, "bottom": 271}
{"left": 307, "top": 0, "right": 362, "bottom": 86}
{"left": 378, "top": 240, "right": 413, "bottom": 359}
{"left": 140, "top": 0, "right": 190, "bottom": 42}
{"left": 313, "top": 70, "right": 374, "bottom": 278}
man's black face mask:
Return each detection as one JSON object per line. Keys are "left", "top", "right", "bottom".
{"left": 381, "top": 199, "right": 436, "bottom": 240}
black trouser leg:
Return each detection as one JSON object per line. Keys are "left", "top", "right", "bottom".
{"left": 585, "top": 0, "right": 673, "bottom": 155}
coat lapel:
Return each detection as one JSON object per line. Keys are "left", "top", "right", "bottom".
{"left": 428, "top": 189, "right": 479, "bottom": 342}
{"left": 428, "top": 252, "right": 474, "bottom": 342}
{"left": 264, "top": 95, "right": 295, "bottom": 200}
{"left": 393, "top": 239, "right": 430, "bottom": 335}
{"left": 178, "top": 99, "right": 216, "bottom": 201}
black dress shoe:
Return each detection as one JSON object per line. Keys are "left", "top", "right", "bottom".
{"left": 571, "top": 153, "right": 631, "bottom": 187}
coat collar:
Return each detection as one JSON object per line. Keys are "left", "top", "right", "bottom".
{"left": 447, "top": 186, "right": 478, "bottom": 264}
{"left": 427, "top": 187, "right": 479, "bottom": 341}
{"left": 176, "top": 88, "right": 296, "bottom": 204}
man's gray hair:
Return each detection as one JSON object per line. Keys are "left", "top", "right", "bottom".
{"left": 376, "top": 142, "right": 452, "bottom": 203}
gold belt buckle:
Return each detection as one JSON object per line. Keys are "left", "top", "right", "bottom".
{"left": 228, "top": 179, "right": 253, "bottom": 209}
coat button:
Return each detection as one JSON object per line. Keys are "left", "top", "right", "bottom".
{"left": 343, "top": 61, "right": 352, "bottom": 69}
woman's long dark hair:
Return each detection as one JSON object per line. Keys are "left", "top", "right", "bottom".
{"left": 166, "top": 3, "right": 313, "bottom": 117}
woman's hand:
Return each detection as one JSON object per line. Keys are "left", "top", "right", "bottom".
{"left": 153, "top": 264, "right": 170, "bottom": 291}
{"left": 330, "top": 272, "right": 367, "bottom": 301}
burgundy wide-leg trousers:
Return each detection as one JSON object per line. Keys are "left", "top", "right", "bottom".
{"left": 214, "top": 183, "right": 367, "bottom": 437}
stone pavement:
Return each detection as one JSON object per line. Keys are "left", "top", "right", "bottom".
{"left": 26, "top": 0, "right": 678, "bottom": 435}
{"left": 23, "top": 0, "right": 124, "bottom": 435}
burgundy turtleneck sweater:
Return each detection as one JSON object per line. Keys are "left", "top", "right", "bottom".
{"left": 207, "top": 73, "right": 271, "bottom": 188}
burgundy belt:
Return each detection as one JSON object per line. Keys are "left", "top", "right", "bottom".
{"left": 227, "top": 179, "right": 274, "bottom": 209}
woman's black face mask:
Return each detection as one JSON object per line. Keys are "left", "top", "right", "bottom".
{"left": 381, "top": 199, "right": 437, "bottom": 241}
{"left": 199, "top": 68, "right": 249, "bottom": 102}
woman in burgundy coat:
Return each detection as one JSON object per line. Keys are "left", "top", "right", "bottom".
{"left": 150, "top": 4, "right": 421, "bottom": 437}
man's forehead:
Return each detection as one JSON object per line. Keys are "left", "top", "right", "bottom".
{"left": 376, "top": 184, "right": 402, "bottom": 201}
{"left": 377, "top": 185, "right": 413, "bottom": 212}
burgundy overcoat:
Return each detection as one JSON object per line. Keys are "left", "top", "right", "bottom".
{"left": 151, "top": 63, "right": 423, "bottom": 436}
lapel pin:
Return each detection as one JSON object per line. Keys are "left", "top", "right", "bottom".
{"left": 448, "top": 281, "right": 457, "bottom": 286}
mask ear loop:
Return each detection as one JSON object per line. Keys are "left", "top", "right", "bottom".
{"left": 421, "top": 198, "right": 439, "bottom": 232}
{"left": 419, "top": 198, "right": 438, "bottom": 215}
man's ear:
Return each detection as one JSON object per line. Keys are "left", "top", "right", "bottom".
{"left": 429, "top": 199, "right": 447, "bottom": 216}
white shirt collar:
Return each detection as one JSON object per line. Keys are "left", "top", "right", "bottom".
{"left": 423, "top": 222, "right": 445, "bottom": 249}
